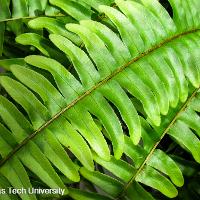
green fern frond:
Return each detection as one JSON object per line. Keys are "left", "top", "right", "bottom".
{"left": 0, "top": 0, "right": 114, "bottom": 57}
{"left": 0, "top": 0, "right": 200, "bottom": 200}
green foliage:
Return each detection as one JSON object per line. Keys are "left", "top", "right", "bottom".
{"left": 0, "top": 0, "right": 114, "bottom": 58}
{"left": 0, "top": 0, "right": 200, "bottom": 199}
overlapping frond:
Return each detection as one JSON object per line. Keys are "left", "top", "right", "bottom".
{"left": 0, "top": 0, "right": 114, "bottom": 57}
{"left": 0, "top": 0, "right": 200, "bottom": 199}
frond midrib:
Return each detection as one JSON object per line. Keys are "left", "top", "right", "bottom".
{"left": 0, "top": 3, "right": 115, "bottom": 23}
{"left": 0, "top": 14, "right": 65, "bottom": 23}
{"left": 116, "top": 86, "right": 200, "bottom": 199}
{"left": 0, "top": 28, "right": 199, "bottom": 172}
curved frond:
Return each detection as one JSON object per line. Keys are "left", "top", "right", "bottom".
{"left": 0, "top": 0, "right": 200, "bottom": 199}
{"left": 0, "top": 0, "right": 114, "bottom": 57}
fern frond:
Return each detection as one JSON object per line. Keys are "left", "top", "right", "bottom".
{"left": 0, "top": 0, "right": 200, "bottom": 199}
{"left": 0, "top": 0, "right": 114, "bottom": 57}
